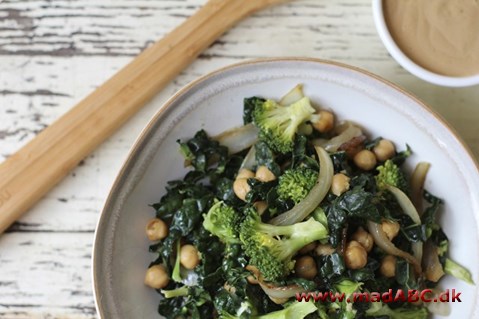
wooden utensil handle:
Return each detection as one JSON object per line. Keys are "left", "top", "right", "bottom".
{"left": 0, "top": 0, "right": 278, "bottom": 233}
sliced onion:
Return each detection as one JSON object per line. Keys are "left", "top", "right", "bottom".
{"left": 279, "top": 84, "right": 305, "bottom": 106}
{"left": 367, "top": 221, "right": 422, "bottom": 274}
{"left": 269, "top": 146, "right": 334, "bottom": 226}
{"left": 423, "top": 240, "right": 445, "bottom": 282}
{"left": 311, "top": 138, "right": 329, "bottom": 147}
{"left": 410, "top": 162, "right": 431, "bottom": 215}
{"left": 386, "top": 185, "right": 423, "bottom": 261}
{"left": 427, "top": 289, "right": 451, "bottom": 316}
{"left": 246, "top": 265, "right": 305, "bottom": 299}
{"left": 214, "top": 123, "right": 259, "bottom": 154}
{"left": 386, "top": 185, "right": 421, "bottom": 224}
{"left": 259, "top": 281, "right": 305, "bottom": 299}
{"left": 412, "top": 243, "right": 423, "bottom": 267}
{"left": 322, "top": 123, "right": 362, "bottom": 152}
{"left": 240, "top": 145, "right": 256, "bottom": 170}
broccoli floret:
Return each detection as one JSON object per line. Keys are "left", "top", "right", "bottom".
{"left": 253, "top": 97, "right": 315, "bottom": 153}
{"left": 331, "top": 280, "right": 363, "bottom": 319}
{"left": 220, "top": 301, "right": 317, "bottom": 319}
{"left": 203, "top": 200, "right": 241, "bottom": 244}
{"left": 375, "top": 159, "right": 409, "bottom": 193}
{"left": 239, "top": 208, "right": 328, "bottom": 281}
{"left": 277, "top": 167, "right": 317, "bottom": 204}
{"left": 366, "top": 302, "right": 428, "bottom": 319}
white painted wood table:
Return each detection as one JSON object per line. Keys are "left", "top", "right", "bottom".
{"left": 0, "top": 0, "right": 478, "bottom": 318}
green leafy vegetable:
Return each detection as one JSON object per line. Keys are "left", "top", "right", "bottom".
{"left": 444, "top": 258, "right": 474, "bottom": 284}
{"left": 147, "top": 89, "right": 466, "bottom": 319}
{"left": 220, "top": 301, "right": 317, "bottom": 319}
{"left": 244, "top": 97, "right": 265, "bottom": 124}
{"left": 366, "top": 301, "right": 428, "bottom": 319}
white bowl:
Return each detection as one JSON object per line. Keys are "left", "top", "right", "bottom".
{"left": 372, "top": 0, "right": 479, "bottom": 87}
{"left": 92, "top": 58, "right": 479, "bottom": 318}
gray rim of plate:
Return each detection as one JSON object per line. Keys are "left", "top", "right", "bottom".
{"left": 92, "top": 58, "right": 479, "bottom": 319}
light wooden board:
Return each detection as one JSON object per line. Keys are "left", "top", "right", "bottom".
{"left": 0, "top": 0, "right": 478, "bottom": 317}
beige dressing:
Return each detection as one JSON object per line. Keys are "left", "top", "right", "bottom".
{"left": 383, "top": 0, "right": 479, "bottom": 77}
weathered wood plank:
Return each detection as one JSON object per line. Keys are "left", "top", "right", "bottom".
{"left": 0, "top": 1, "right": 477, "bottom": 231}
{"left": 0, "top": 233, "right": 96, "bottom": 318}
{"left": 0, "top": 0, "right": 478, "bottom": 317}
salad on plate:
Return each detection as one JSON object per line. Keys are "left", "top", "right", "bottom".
{"left": 142, "top": 85, "right": 473, "bottom": 319}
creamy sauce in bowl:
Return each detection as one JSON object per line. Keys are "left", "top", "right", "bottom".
{"left": 383, "top": 0, "right": 479, "bottom": 77}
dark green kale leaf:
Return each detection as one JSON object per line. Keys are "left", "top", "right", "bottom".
{"left": 330, "top": 151, "right": 353, "bottom": 175}
{"left": 149, "top": 229, "right": 181, "bottom": 273}
{"left": 364, "top": 137, "right": 382, "bottom": 150}
{"left": 221, "top": 244, "right": 249, "bottom": 284}
{"left": 245, "top": 178, "right": 277, "bottom": 204}
{"left": 317, "top": 252, "right": 346, "bottom": 281}
{"left": 291, "top": 135, "right": 319, "bottom": 170}
{"left": 336, "top": 187, "right": 381, "bottom": 222}
{"left": 348, "top": 258, "right": 380, "bottom": 282}
{"left": 349, "top": 174, "right": 378, "bottom": 194}
{"left": 255, "top": 140, "right": 281, "bottom": 176}
{"left": 158, "top": 286, "right": 213, "bottom": 319}
{"left": 214, "top": 177, "right": 242, "bottom": 206}
{"left": 243, "top": 97, "right": 266, "bottom": 124}
{"left": 178, "top": 129, "right": 228, "bottom": 174}
{"left": 324, "top": 201, "right": 348, "bottom": 248}
{"left": 421, "top": 190, "right": 443, "bottom": 237}
{"left": 215, "top": 244, "right": 280, "bottom": 317}
{"left": 401, "top": 224, "right": 427, "bottom": 243}
{"left": 171, "top": 197, "right": 214, "bottom": 236}
{"left": 287, "top": 278, "right": 317, "bottom": 291}
{"left": 188, "top": 227, "right": 225, "bottom": 290}
{"left": 390, "top": 144, "right": 412, "bottom": 166}
{"left": 325, "top": 187, "right": 381, "bottom": 247}
{"left": 395, "top": 258, "right": 419, "bottom": 291}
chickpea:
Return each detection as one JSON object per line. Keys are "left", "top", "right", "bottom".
{"left": 144, "top": 265, "right": 169, "bottom": 289}
{"left": 237, "top": 168, "right": 255, "bottom": 179}
{"left": 312, "top": 110, "right": 335, "bottom": 133}
{"left": 381, "top": 220, "right": 400, "bottom": 240}
{"left": 247, "top": 275, "right": 258, "bottom": 285}
{"left": 299, "top": 242, "right": 317, "bottom": 255}
{"left": 145, "top": 218, "right": 169, "bottom": 241}
{"left": 224, "top": 282, "right": 237, "bottom": 294}
{"left": 180, "top": 244, "right": 200, "bottom": 270}
{"left": 233, "top": 178, "right": 251, "bottom": 201}
{"left": 344, "top": 240, "right": 368, "bottom": 270}
{"left": 380, "top": 255, "right": 397, "bottom": 277}
{"left": 353, "top": 150, "right": 377, "bottom": 171}
{"left": 331, "top": 173, "right": 350, "bottom": 196}
{"left": 315, "top": 243, "right": 335, "bottom": 256}
{"left": 255, "top": 165, "right": 276, "bottom": 182}
{"left": 351, "top": 227, "right": 374, "bottom": 252}
{"left": 295, "top": 256, "right": 318, "bottom": 279}
{"left": 253, "top": 201, "right": 268, "bottom": 215}
{"left": 373, "top": 139, "right": 396, "bottom": 162}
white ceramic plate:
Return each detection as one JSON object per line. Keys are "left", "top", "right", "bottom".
{"left": 92, "top": 58, "right": 479, "bottom": 319}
